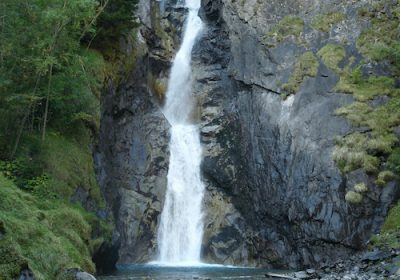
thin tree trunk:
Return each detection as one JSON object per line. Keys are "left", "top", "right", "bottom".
{"left": 41, "top": 63, "right": 53, "bottom": 143}
{"left": 11, "top": 75, "right": 41, "bottom": 158}
{"left": 30, "top": 102, "right": 36, "bottom": 131}
{"left": 0, "top": 3, "right": 5, "bottom": 70}
{"left": 11, "top": 110, "right": 30, "bottom": 158}
{"left": 79, "top": 0, "right": 110, "bottom": 40}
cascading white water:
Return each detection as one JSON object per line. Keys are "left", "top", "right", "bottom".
{"left": 156, "top": 0, "right": 205, "bottom": 265}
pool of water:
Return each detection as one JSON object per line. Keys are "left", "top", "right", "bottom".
{"left": 97, "top": 265, "right": 288, "bottom": 280}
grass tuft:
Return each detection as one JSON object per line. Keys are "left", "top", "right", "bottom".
{"left": 317, "top": 44, "right": 346, "bottom": 73}
{"left": 266, "top": 15, "right": 304, "bottom": 44}
{"left": 0, "top": 174, "right": 109, "bottom": 279}
{"left": 311, "top": 12, "right": 345, "bottom": 32}
{"left": 282, "top": 52, "right": 319, "bottom": 96}
{"left": 354, "top": 183, "right": 368, "bottom": 193}
{"left": 345, "top": 191, "right": 363, "bottom": 204}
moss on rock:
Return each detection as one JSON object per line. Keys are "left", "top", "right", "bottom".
{"left": 317, "top": 43, "right": 346, "bottom": 73}
{"left": 0, "top": 174, "right": 103, "bottom": 279}
{"left": 356, "top": 1, "right": 400, "bottom": 75}
{"left": 282, "top": 51, "right": 319, "bottom": 96}
{"left": 370, "top": 202, "right": 400, "bottom": 250}
{"left": 376, "top": 170, "right": 395, "bottom": 187}
{"left": 333, "top": 133, "right": 380, "bottom": 174}
{"left": 354, "top": 183, "right": 368, "bottom": 193}
{"left": 266, "top": 15, "right": 304, "bottom": 43}
{"left": 345, "top": 191, "right": 363, "bottom": 204}
{"left": 333, "top": 1, "right": 400, "bottom": 178}
{"left": 311, "top": 12, "right": 345, "bottom": 33}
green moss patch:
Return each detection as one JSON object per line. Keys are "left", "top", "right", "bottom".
{"left": 317, "top": 44, "right": 346, "bottom": 73}
{"left": 40, "top": 133, "right": 103, "bottom": 206}
{"left": 335, "top": 69, "right": 397, "bottom": 102}
{"left": 333, "top": 2, "right": 400, "bottom": 177}
{"left": 357, "top": 1, "right": 400, "bottom": 75}
{"left": 376, "top": 170, "right": 395, "bottom": 187}
{"left": 388, "top": 148, "right": 400, "bottom": 174}
{"left": 311, "top": 12, "right": 345, "bottom": 32}
{"left": 282, "top": 52, "right": 319, "bottom": 96}
{"left": 3, "top": 132, "right": 105, "bottom": 208}
{"left": 345, "top": 191, "right": 363, "bottom": 204}
{"left": 266, "top": 16, "right": 304, "bottom": 43}
{"left": 370, "top": 202, "right": 400, "bottom": 250}
{"left": 0, "top": 174, "right": 108, "bottom": 279}
{"left": 334, "top": 82, "right": 400, "bottom": 174}
{"left": 382, "top": 202, "right": 400, "bottom": 233}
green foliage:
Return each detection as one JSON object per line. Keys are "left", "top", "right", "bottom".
{"left": 333, "top": 17, "right": 400, "bottom": 176}
{"left": 370, "top": 202, "right": 400, "bottom": 250}
{"left": 0, "top": 0, "right": 134, "bottom": 278}
{"left": 0, "top": 0, "right": 107, "bottom": 159}
{"left": 388, "top": 148, "right": 400, "bottom": 174}
{"left": 282, "top": 52, "right": 319, "bottom": 96}
{"left": 311, "top": 12, "right": 345, "bottom": 32}
{"left": 382, "top": 202, "right": 400, "bottom": 233}
{"left": 0, "top": 174, "right": 101, "bottom": 279}
{"left": 0, "top": 131, "right": 104, "bottom": 207}
{"left": 334, "top": 2, "right": 400, "bottom": 176}
{"left": 356, "top": 1, "right": 400, "bottom": 75}
{"left": 334, "top": 73, "right": 400, "bottom": 174}
{"left": 335, "top": 69, "right": 396, "bottom": 102}
{"left": 92, "top": 0, "right": 139, "bottom": 46}
{"left": 317, "top": 44, "right": 346, "bottom": 73}
{"left": 266, "top": 16, "right": 304, "bottom": 43}
{"left": 38, "top": 133, "right": 103, "bottom": 205}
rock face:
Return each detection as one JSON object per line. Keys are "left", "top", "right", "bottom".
{"left": 96, "top": 0, "right": 400, "bottom": 269}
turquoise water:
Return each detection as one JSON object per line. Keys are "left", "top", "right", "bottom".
{"left": 98, "top": 265, "right": 286, "bottom": 280}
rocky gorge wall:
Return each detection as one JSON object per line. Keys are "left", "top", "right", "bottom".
{"left": 95, "top": 0, "right": 400, "bottom": 269}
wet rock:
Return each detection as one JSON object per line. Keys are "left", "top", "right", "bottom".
{"left": 95, "top": 1, "right": 172, "bottom": 264}
{"left": 396, "top": 267, "right": 400, "bottom": 275}
{"left": 306, "top": 269, "right": 316, "bottom": 275}
{"left": 294, "top": 271, "right": 310, "bottom": 279}
{"left": 96, "top": 0, "right": 400, "bottom": 268}
{"left": 76, "top": 272, "right": 97, "bottom": 280}
{"left": 92, "top": 239, "right": 120, "bottom": 274}
{"left": 18, "top": 270, "right": 34, "bottom": 280}
{"left": 0, "top": 220, "right": 5, "bottom": 240}
{"left": 361, "top": 250, "right": 391, "bottom": 262}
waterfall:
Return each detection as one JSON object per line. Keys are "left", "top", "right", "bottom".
{"left": 156, "top": 0, "right": 205, "bottom": 265}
